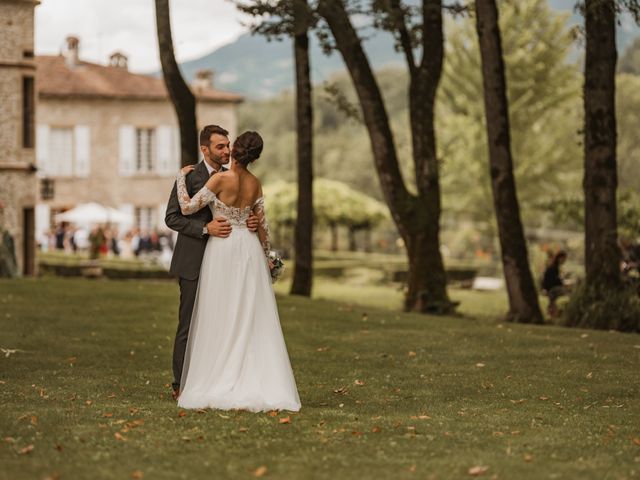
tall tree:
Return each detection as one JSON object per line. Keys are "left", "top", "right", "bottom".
{"left": 154, "top": 0, "right": 198, "bottom": 167}
{"left": 317, "top": 0, "right": 455, "bottom": 313}
{"left": 236, "top": 0, "right": 315, "bottom": 297}
{"left": 475, "top": 0, "right": 544, "bottom": 323}
{"left": 290, "top": 0, "right": 314, "bottom": 296}
{"left": 582, "top": 0, "right": 621, "bottom": 289}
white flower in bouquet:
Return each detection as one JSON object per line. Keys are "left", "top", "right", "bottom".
{"left": 268, "top": 250, "right": 285, "bottom": 283}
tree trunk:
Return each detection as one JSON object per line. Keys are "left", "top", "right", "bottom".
{"left": 404, "top": 0, "right": 450, "bottom": 313}
{"left": 154, "top": 0, "right": 198, "bottom": 167}
{"left": 475, "top": 0, "right": 543, "bottom": 323}
{"left": 330, "top": 223, "right": 338, "bottom": 251}
{"left": 290, "top": 0, "right": 314, "bottom": 297}
{"left": 583, "top": 0, "right": 621, "bottom": 288}
{"left": 348, "top": 226, "right": 357, "bottom": 251}
{"left": 317, "top": 0, "right": 454, "bottom": 313}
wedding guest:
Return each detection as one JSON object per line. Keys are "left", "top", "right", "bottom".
{"left": 542, "top": 250, "right": 568, "bottom": 318}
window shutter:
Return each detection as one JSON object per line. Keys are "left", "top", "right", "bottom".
{"left": 35, "top": 204, "right": 50, "bottom": 239}
{"left": 74, "top": 125, "right": 90, "bottom": 177}
{"left": 172, "top": 127, "right": 181, "bottom": 170}
{"left": 156, "top": 125, "right": 172, "bottom": 175}
{"left": 119, "top": 125, "right": 135, "bottom": 176}
{"left": 36, "top": 124, "right": 50, "bottom": 177}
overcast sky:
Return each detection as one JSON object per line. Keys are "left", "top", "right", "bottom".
{"left": 35, "top": 0, "right": 252, "bottom": 73}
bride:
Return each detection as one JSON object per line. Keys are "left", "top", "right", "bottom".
{"left": 174, "top": 131, "right": 301, "bottom": 413}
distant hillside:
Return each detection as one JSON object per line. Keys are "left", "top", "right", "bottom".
{"left": 164, "top": 0, "right": 638, "bottom": 99}
{"left": 173, "top": 29, "right": 402, "bottom": 99}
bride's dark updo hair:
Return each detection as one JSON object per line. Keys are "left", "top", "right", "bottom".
{"left": 232, "top": 131, "right": 263, "bottom": 166}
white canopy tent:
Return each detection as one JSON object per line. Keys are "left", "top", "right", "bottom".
{"left": 54, "top": 202, "right": 134, "bottom": 226}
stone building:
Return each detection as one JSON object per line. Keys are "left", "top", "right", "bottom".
{"left": 0, "top": 0, "right": 39, "bottom": 276}
{"left": 35, "top": 36, "right": 243, "bottom": 238}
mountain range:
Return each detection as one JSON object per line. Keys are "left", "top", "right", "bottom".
{"left": 163, "top": 0, "right": 639, "bottom": 99}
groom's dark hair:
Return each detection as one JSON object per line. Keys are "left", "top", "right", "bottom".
{"left": 200, "top": 125, "right": 229, "bottom": 147}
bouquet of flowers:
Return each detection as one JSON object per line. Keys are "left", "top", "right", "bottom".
{"left": 268, "top": 250, "right": 285, "bottom": 283}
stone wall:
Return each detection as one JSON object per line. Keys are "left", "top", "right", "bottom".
{"left": 0, "top": 0, "right": 38, "bottom": 275}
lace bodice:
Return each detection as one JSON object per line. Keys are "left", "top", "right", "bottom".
{"left": 176, "top": 171, "right": 271, "bottom": 256}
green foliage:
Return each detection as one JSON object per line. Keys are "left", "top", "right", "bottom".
{"left": 438, "top": 0, "right": 583, "bottom": 226}
{"left": 619, "top": 36, "right": 640, "bottom": 74}
{"left": 564, "top": 281, "right": 640, "bottom": 332}
{"left": 264, "top": 178, "right": 390, "bottom": 227}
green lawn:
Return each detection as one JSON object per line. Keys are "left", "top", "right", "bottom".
{"left": 1, "top": 278, "right": 639, "bottom": 479}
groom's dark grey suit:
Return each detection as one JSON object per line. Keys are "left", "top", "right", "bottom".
{"left": 165, "top": 160, "right": 215, "bottom": 392}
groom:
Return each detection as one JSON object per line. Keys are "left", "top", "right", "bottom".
{"left": 165, "top": 124, "right": 259, "bottom": 400}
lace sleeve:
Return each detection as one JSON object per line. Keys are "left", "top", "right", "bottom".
{"left": 176, "top": 172, "right": 217, "bottom": 215}
{"left": 253, "top": 196, "right": 271, "bottom": 257}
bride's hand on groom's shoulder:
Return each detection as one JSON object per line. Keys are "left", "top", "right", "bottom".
{"left": 180, "top": 165, "right": 196, "bottom": 175}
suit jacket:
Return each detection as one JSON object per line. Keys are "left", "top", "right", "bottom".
{"left": 165, "top": 161, "right": 214, "bottom": 280}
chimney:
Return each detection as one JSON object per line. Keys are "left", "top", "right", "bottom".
{"left": 109, "top": 51, "right": 128, "bottom": 70}
{"left": 192, "top": 69, "right": 214, "bottom": 91}
{"left": 64, "top": 35, "right": 80, "bottom": 68}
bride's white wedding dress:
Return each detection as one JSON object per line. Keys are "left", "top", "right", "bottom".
{"left": 174, "top": 172, "right": 301, "bottom": 412}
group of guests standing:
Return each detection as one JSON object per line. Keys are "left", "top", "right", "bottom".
{"left": 39, "top": 224, "right": 174, "bottom": 261}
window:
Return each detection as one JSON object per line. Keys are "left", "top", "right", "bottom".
{"left": 136, "top": 128, "right": 155, "bottom": 173}
{"left": 37, "top": 125, "right": 90, "bottom": 178}
{"left": 50, "top": 127, "right": 74, "bottom": 176}
{"left": 135, "top": 207, "right": 156, "bottom": 231}
{"left": 22, "top": 77, "right": 35, "bottom": 148}
{"left": 40, "top": 179, "right": 55, "bottom": 200}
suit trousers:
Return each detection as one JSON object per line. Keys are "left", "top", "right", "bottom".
{"left": 172, "top": 277, "right": 198, "bottom": 391}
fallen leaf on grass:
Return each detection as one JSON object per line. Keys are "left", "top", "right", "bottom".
{"left": 632, "top": 438, "right": 640, "bottom": 446}
{"left": 523, "top": 453, "right": 533, "bottom": 462}
{"left": 253, "top": 466, "right": 268, "bottom": 477}
{"left": 131, "top": 471, "right": 144, "bottom": 479}
{"left": 586, "top": 372, "right": 593, "bottom": 379}
{"left": 114, "top": 432, "right": 126, "bottom": 441}
{"left": 354, "top": 380, "right": 365, "bottom": 386}
{"left": 407, "top": 351, "right": 417, "bottom": 357}
{"left": 475, "top": 363, "right": 485, "bottom": 368}
{"left": 333, "top": 387, "right": 348, "bottom": 395}
{"left": 371, "top": 426, "right": 381, "bottom": 433}
{"left": 407, "top": 465, "right": 416, "bottom": 473}
{"left": 268, "top": 410, "right": 278, "bottom": 417}
{"left": 102, "top": 413, "right": 114, "bottom": 418}
{"left": 30, "top": 415, "right": 38, "bottom": 426}
{"left": 239, "top": 427, "right": 249, "bottom": 433}
{"left": 4, "top": 437, "right": 16, "bottom": 444}
{"left": 178, "top": 411, "right": 186, "bottom": 418}
{"left": 468, "top": 465, "right": 489, "bottom": 476}
{"left": 18, "top": 444, "right": 34, "bottom": 454}
{"left": 279, "top": 417, "right": 291, "bottom": 424}
{"left": 410, "top": 415, "right": 431, "bottom": 420}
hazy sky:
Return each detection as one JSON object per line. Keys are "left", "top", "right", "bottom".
{"left": 35, "top": 0, "right": 252, "bottom": 73}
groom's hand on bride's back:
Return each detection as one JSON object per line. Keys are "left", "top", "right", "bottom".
{"left": 207, "top": 218, "right": 232, "bottom": 238}
{"left": 246, "top": 213, "right": 259, "bottom": 232}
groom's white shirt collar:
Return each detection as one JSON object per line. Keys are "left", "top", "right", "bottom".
{"left": 203, "top": 160, "right": 216, "bottom": 176}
